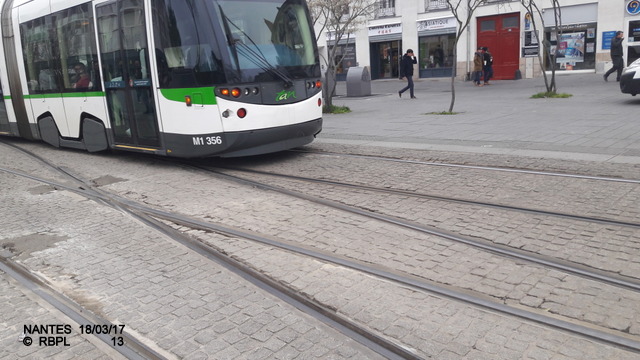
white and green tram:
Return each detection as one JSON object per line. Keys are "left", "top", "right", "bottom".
{"left": 0, "top": 0, "right": 322, "bottom": 157}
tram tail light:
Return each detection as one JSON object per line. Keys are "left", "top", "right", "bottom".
{"left": 237, "top": 108, "right": 247, "bottom": 118}
{"left": 318, "top": 98, "right": 322, "bottom": 107}
{"left": 185, "top": 95, "right": 192, "bottom": 107}
{"left": 315, "top": 80, "right": 322, "bottom": 89}
{"left": 219, "top": 85, "right": 260, "bottom": 99}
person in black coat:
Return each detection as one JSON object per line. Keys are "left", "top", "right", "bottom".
{"left": 604, "top": 31, "right": 624, "bottom": 82}
{"left": 482, "top": 47, "right": 493, "bottom": 85}
{"left": 398, "top": 49, "right": 417, "bottom": 99}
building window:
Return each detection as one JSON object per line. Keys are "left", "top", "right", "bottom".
{"left": 425, "top": 0, "right": 449, "bottom": 12}
{"left": 418, "top": 34, "right": 455, "bottom": 77}
{"left": 502, "top": 16, "right": 519, "bottom": 29}
{"left": 331, "top": 43, "right": 356, "bottom": 77}
{"left": 480, "top": 20, "right": 496, "bottom": 32}
{"left": 377, "top": 0, "right": 395, "bottom": 18}
{"left": 544, "top": 24, "right": 596, "bottom": 72}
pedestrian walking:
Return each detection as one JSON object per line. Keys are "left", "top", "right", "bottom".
{"left": 604, "top": 31, "right": 624, "bottom": 82}
{"left": 482, "top": 47, "right": 493, "bottom": 85}
{"left": 398, "top": 49, "right": 417, "bottom": 98}
{"left": 473, "top": 47, "right": 484, "bottom": 86}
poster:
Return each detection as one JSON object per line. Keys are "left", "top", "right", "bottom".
{"left": 556, "top": 32, "right": 585, "bottom": 63}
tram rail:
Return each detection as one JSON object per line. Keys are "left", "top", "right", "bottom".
{"left": 3, "top": 139, "right": 640, "bottom": 357}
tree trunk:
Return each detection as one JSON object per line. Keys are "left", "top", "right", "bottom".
{"left": 324, "top": 68, "right": 336, "bottom": 109}
{"left": 448, "top": 43, "right": 458, "bottom": 113}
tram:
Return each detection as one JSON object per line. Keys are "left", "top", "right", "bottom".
{"left": 0, "top": 0, "right": 322, "bottom": 157}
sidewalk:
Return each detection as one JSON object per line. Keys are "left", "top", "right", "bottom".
{"left": 318, "top": 73, "right": 640, "bottom": 164}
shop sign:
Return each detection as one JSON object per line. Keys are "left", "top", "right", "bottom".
{"left": 417, "top": 17, "right": 456, "bottom": 31}
{"left": 326, "top": 31, "right": 355, "bottom": 42}
{"left": 602, "top": 31, "right": 616, "bottom": 50}
{"left": 629, "top": 20, "right": 640, "bottom": 42}
{"left": 368, "top": 23, "right": 402, "bottom": 37}
{"left": 548, "top": 23, "right": 589, "bottom": 32}
{"left": 522, "top": 29, "right": 539, "bottom": 57}
{"left": 522, "top": 46, "right": 539, "bottom": 57}
{"left": 627, "top": 0, "right": 640, "bottom": 15}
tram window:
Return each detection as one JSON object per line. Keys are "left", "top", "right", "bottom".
{"left": 215, "top": 0, "right": 317, "bottom": 79}
{"left": 21, "top": 17, "right": 60, "bottom": 93}
{"left": 20, "top": 3, "right": 99, "bottom": 93}
{"left": 152, "top": 0, "right": 225, "bottom": 88}
{"left": 58, "top": 4, "right": 99, "bottom": 91}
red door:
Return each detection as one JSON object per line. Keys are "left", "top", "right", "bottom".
{"left": 477, "top": 13, "right": 520, "bottom": 80}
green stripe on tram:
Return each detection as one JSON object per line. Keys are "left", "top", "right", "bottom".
{"left": 22, "top": 92, "right": 105, "bottom": 99}
{"left": 160, "top": 87, "right": 217, "bottom": 105}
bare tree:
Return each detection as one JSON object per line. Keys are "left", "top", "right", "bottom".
{"left": 521, "top": 0, "right": 561, "bottom": 94}
{"left": 445, "top": 0, "right": 485, "bottom": 113}
{"left": 308, "top": 0, "right": 377, "bottom": 109}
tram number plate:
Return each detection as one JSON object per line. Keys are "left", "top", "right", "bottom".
{"left": 193, "top": 136, "right": 223, "bottom": 146}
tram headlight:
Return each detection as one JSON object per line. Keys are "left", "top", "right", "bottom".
{"left": 252, "top": 87, "right": 260, "bottom": 95}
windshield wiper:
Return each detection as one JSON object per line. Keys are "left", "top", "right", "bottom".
{"left": 218, "top": 5, "right": 294, "bottom": 87}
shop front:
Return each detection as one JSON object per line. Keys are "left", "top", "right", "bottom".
{"left": 330, "top": 42, "right": 357, "bottom": 81}
{"left": 326, "top": 30, "right": 357, "bottom": 81}
{"left": 542, "top": 3, "right": 597, "bottom": 72}
{"left": 368, "top": 23, "right": 402, "bottom": 80}
{"left": 417, "top": 17, "right": 456, "bottom": 78}
{"left": 545, "top": 23, "right": 597, "bottom": 72}
{"left": 628, "top": 19, "right": 640, "bottom": 65}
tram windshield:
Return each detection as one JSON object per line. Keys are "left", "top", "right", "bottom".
{"left": 151, "top": 0, "right": 319, "bottom": 88}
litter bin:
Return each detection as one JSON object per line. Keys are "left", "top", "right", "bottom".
{"left": 346, "top": 67, "right": 371, "bottom": 97}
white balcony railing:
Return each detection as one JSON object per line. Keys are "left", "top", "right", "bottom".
{"left": 376, "top": 7, "right": 396, "bottom": 18}
{"left": 425, "top": 0, "right": 449, "bottom": 12}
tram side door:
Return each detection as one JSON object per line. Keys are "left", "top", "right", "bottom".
{"left": 96, "top": 0, "right": 159, "bottom": 148}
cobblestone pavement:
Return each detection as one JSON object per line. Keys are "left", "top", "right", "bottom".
{"left": 0, "top": 150, "right": 383, "bottom": 359}
{"left": 1, "top": 140, "right": 639, "bottom": 359}
{"left": 321, "top": 73, "right": 640, "bottom": 164}
{"left": 0, "top": 270, "right": 123, "bottom": 360}
{"left": 192, "top": 233, "right": 639, "bottom": 360}
{"left": 223, "top": 151, "right": 640, "bottom": 278}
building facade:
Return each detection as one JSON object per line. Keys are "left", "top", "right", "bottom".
{"left": 318, "top": 0, "right": 640, "bottom": 80}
